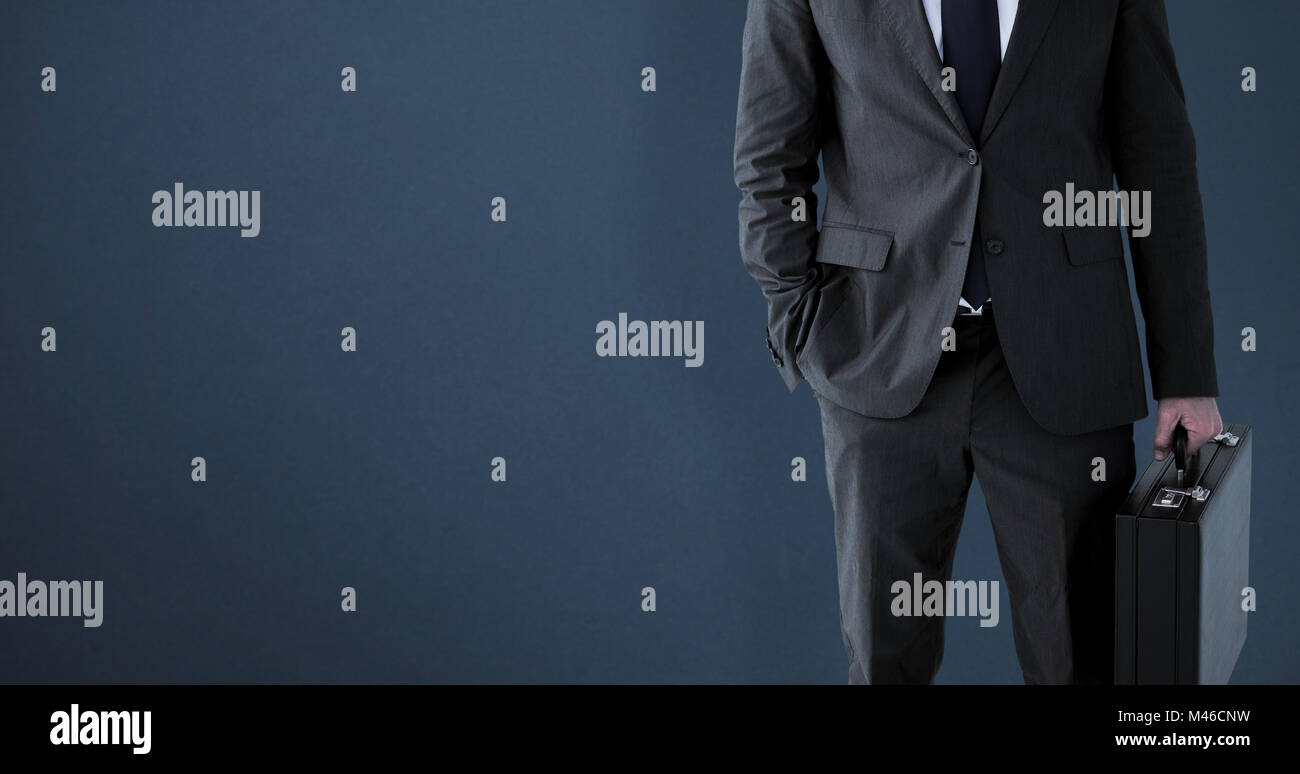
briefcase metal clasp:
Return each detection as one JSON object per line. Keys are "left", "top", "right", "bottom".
{"left": 1212, "top": 431, "right": 1240, "bottom": 446}
{"left": 1153, "top": 485, "right": 1211, "bottom": 508}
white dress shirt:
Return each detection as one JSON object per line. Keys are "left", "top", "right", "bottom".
{"left": 920, "top": 0, "right": 1019, "bottom": 315}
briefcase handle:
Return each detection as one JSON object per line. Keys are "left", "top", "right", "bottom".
{"left": 1154, "top": 424, "right": 1241, "bottom": 506}
{"left": 1173, "top": 424, "right": 1190, "bottom": 485}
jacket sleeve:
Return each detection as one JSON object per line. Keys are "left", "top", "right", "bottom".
{"left": 1105, "top": 0, "right": 1219, "bottom": 399}
{"left": 733, "top": 0, "right": 828, "bottom": 392}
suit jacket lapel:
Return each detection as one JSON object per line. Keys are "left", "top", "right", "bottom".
{"left": 880, "top": 0, "right": 975, "bottom": 148}
{"left": 881, "top": 0, "right": 1062, "bottom": 148}
{"left": 979, "top": 0, "right": 1061, "bottom": 145}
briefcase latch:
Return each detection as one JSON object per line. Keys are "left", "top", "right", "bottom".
{"left": 1212, "top": 431, "right": 1240, "bottom": 446}
{"left": 1153, "top": 485, "right": 1211, "bottom": 508}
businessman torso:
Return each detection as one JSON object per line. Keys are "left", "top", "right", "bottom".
{"left": 735, "top": 0, "right": 1218, "bottom": 435}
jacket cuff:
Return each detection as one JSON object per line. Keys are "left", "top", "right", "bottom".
{"left": 766, "top": 327, "right": 803, "bottom": 392}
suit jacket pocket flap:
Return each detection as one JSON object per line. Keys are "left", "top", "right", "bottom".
{"left": 1062, "top": 225, "right": 1124, "bottom": 266}
{"left": 815, "top": 222, "right": 893, "bottom": 271}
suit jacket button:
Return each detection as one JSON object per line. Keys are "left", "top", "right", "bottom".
{"left": 985, "top": 239, "right": 1004, "bottom": 255}
{"left": 966, "top": 149, "right": 979, "bottom": 165}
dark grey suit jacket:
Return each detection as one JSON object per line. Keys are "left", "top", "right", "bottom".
{"left": 734, "top": 0, "right": 1218, "bottom": 435}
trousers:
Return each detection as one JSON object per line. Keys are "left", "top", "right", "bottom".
{"left": 814, "top": 308, "right": 1136, "bottom": 684}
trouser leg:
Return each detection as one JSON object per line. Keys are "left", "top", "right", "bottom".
{"left": 968, "top": 315, "right": 1136, "bottom": 684}
{"left": 814, "top": 319, "right": 982, "bottom": 684}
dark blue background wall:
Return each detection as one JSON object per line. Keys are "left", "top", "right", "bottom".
{"left": 1, "top": 0, "right": 1295, "bottom": 683}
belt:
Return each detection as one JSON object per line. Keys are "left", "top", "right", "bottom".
{"left": 954, "top": 302, "right": 994, "bottom": 324}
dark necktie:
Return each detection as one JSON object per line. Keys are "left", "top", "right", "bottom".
{"left": 942, "top": 0, "right": 1001, "bottom": 308}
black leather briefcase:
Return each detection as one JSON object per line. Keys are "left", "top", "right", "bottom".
{"left": 1115, "top": 423, "right": 1252, "bottom": 684}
